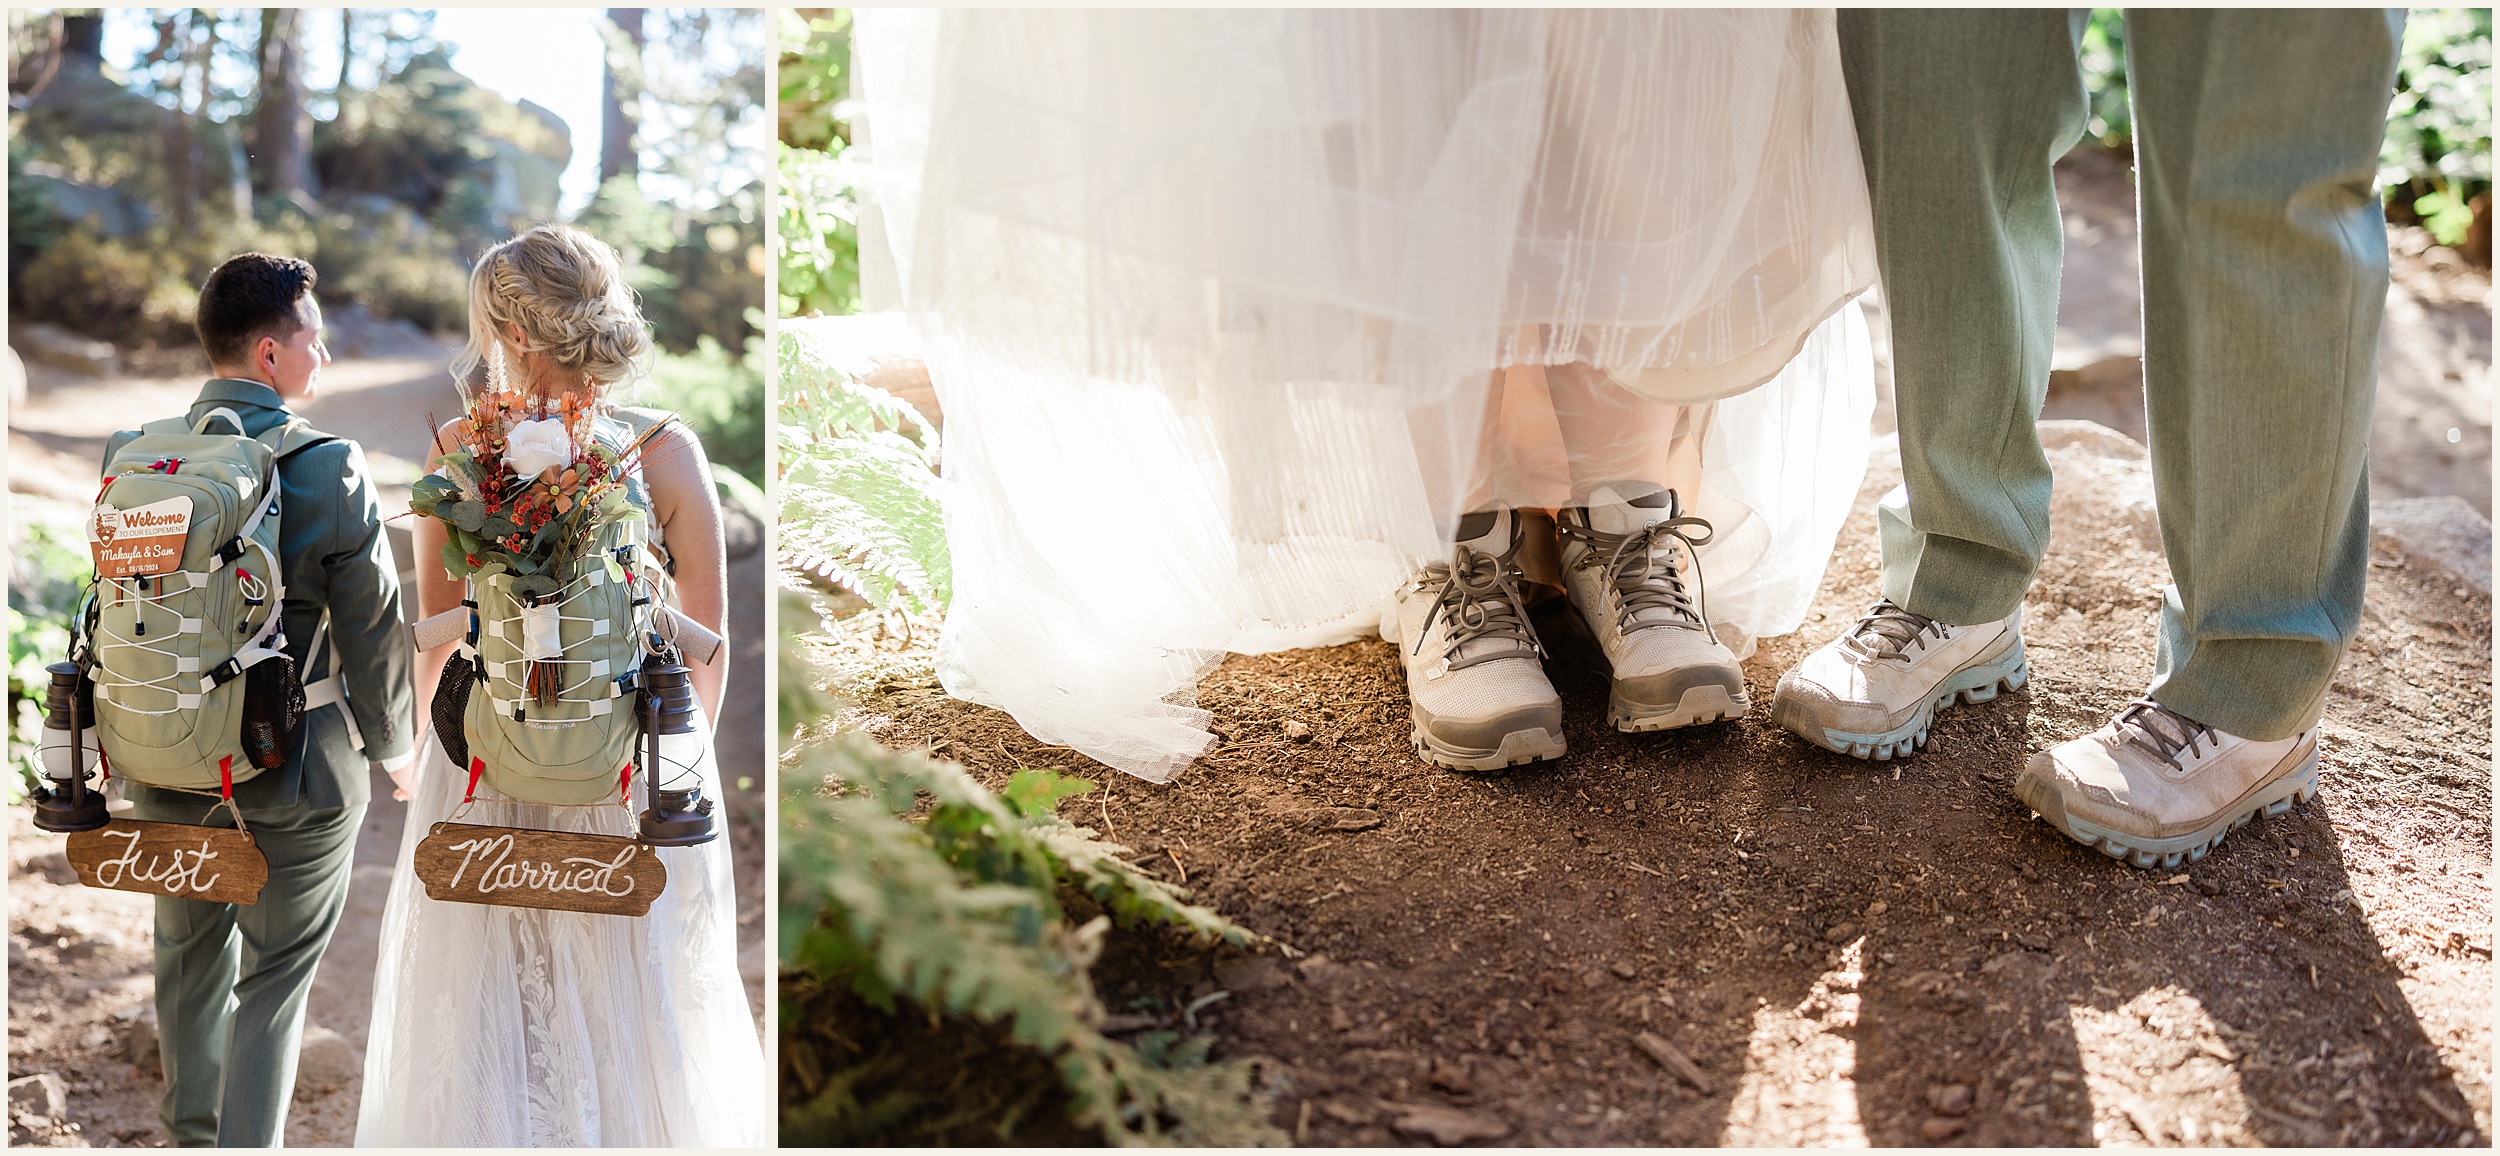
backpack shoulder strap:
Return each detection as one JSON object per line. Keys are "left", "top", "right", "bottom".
{"left": 610, "top": 406, "right": 684, "bottom": 444}
{"left": 254, "top": 418, "right": 339, "bottom": 461}
{"left": 193, "top": 407, "right": 250, "bottom": 436}
{"left": 133, "top": 415, "right": 196, "bottom": 439}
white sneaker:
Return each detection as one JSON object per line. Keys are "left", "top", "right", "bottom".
{"left": 1555, "top": 483, "right": 1747, "bottom": 731}
{"left": 1380, "top": 510, "right": 1566, "bottom": 771}
{"left": 2014, "top": 699, "right": 2320, "bottom": 870}
{"left": 1771, "top": 600, "right": 2027, "bottom": 760}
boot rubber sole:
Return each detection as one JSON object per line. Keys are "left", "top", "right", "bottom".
{"left": 1410, "top": 724, "right": 1566, "bottom": 773}
{"left": 1611, "top": 683, "right": 1750, "bottom": 733}
{"left": 1773, "top": 636, "right": 2027, "bottom": 761}
{"left": 2014, "top": 736, "right": 2321, "bottom": 870}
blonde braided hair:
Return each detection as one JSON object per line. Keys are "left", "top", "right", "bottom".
{"left": 453, "top": 224, "right": 651, "bottom": 397}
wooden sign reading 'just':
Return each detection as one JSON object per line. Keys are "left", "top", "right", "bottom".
{"left": 68, "top": 819, "right": 267, "bottom": 905}
{"left": 413, "top": 823, "right": 667, "bottom": 917}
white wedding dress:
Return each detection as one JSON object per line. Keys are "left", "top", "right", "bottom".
{"left": 854, "top": 9, "right": 1879, "bottom": 783}
{"left": 355, "top": 581, "right": 765, "bottom": 1140}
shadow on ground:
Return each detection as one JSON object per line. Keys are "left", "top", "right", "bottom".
{"left": 847, "top": 422, "right": 2491, "bottom": 1147}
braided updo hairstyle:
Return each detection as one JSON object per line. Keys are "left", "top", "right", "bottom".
{"left": 453, "top": 224, "right": 651, "bottom": 396}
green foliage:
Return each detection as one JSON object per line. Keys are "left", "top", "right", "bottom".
{"left": 776, "top": 320, "right": 949, "bottom": 617}
{"left": 645, "top": 334, "right": 768, "bottom": 487}
{"left": 778, "top": 9, "right": 859, "bottom": 317}
{"left": 307, "top": 197, "right": 474, "bottom": 333}
{"left": 778, "top": 141, "right": 858, "bottom": 318}
{"left": 778, "top": 9, "right": 852, "bottom": 153}
{"left": 2383, "top": 8, "right": 2493, "bottom": 247}
{"left": 2077, "top": 11, "right": 2130, "bottom": 151}
{"left": 777, "top": 587, "right": 842, "bottom": 745}
{"left": 313, "top": 47, "right": 571, "bottom": 246}
{"left": 778, "top": 733, "right": 1285, "bottom": 1146}
{"left": 7, "top": 136, "right": 64, "bottom": 274}
{"left": 9, "top": 11, "right": 770, "bottom": 347}
{"left": 576, "top": 175, "right": 769, "bottom": 358}
{"left": 15, "top": 228, "right": 193, "bottom": 346}
{"left": 9, "top": 497, "right": 97, "bottom": 807}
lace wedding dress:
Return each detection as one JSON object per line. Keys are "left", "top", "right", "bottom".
{"left": 355, "top": 543, "right": 765, "bottom": 1145}
{"left": 854, "top": 9, "right": 1880, "bottom": 782}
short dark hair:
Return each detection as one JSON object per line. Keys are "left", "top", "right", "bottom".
{"left": 195, "top": 253, "right": 316, "bottom": 368}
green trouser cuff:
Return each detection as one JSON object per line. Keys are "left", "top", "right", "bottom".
{"left": 1875, "top": 483, "right": 2040, "bottom": 626}
{"left": 2145, "top": 472, "right": 2373, "bottom": 742}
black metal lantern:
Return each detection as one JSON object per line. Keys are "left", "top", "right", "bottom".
{"left": 32, "top": 661, "right": 110, "bottom": 833}
{"left": 634, "top": 655, "right": 716, "bottom": 846}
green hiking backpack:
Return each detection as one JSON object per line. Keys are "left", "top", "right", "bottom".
{"left": 79, "top": 407, "right": 361, "bottom": 797}
{"left": 437, "top": 410, "right": 679, "bottom": 807}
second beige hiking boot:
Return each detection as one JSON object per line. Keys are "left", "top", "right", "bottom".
{"left": 1380, "top": 509, "right": 1566, "bottom": 771}
{"left": 2013, "top": 698, "right": 2321, "bottom": 870}
{"left": 1556, "top": 482, "right": 1748, "bottom": 731}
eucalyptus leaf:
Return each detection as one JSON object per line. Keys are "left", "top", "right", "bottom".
{"left": 509, "top": 573, "right": 560, "bottom": 600}
{"left": 440, "top": 500, "right": 487, "bottom": 533}
{"left": 409, "top": 474, "right": 458, "bottom": 515}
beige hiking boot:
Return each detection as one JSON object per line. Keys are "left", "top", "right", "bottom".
{"left": 1380, "top": 509, "right": 1566, "bottom": 771}
{"left": 1555, "top": 482, "right": 1747, "bottom": 731}
{"left": 1770, "top": 600, "right": 2026, "bottom": 760}
{"left": 2013, "top": 698, "right": 2321, "bottom": 870}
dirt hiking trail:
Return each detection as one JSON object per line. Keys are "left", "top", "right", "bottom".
{"left": 838, "top": 419, "right": 2490, "bottom": 1147}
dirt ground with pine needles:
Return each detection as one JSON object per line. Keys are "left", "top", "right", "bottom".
{"left": 828, "top": 420, "right": 2491, "bottom": 1147}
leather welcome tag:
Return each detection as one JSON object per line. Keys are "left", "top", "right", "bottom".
{"left": 413, "top": 822, "right": 667, "bottom": 917}
{"left": 90, "top": 496, "right": 193, "bottom": 578}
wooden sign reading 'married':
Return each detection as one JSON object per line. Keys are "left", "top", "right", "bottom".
{"left": 413, "top": 823, "right": 666, "bottom": 917}
{"left": 68, "top": 820, "right": 267, "bottom": 905}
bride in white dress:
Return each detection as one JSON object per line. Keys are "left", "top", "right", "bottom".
{"left": 852, "top": 9, "right": 1879, "bottom": 782}
{"left": 355, "top": 226, "right": 766, "bottom": 1146}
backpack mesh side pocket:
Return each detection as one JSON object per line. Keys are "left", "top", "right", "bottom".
{"left": 433, "top": 652, "right": 476, "bottom": 771}
{"left": 240, "top": 654, "right": 305, "bottom": 770}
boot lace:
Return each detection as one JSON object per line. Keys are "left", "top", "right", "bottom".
{"left": 1838, "top": 600, "right": 1952, "bottom": 664}
{"left": 1557, "top": 513, "right": 1718, "bottom": 644}
{"left": 2114, "top": 698, "right": 2216, "bottom": 771}
{"left": 1414, "top": 544, "right": 1545, "bottom": 672}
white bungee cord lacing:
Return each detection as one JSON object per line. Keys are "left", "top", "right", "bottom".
{"left": 92, "top": 534, "right": 287, "bottom": 717}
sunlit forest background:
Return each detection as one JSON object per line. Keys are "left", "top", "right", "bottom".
{"left": 6, "top": 7, "right": 767, "bottom": 485}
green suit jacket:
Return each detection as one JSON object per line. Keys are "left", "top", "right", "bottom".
{"left": 104, "top": 378, "right": 415, "bottom": 812}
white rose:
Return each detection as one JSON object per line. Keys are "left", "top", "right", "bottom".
{"left": 504, "top": 418, "right": 572, "bottom": 480}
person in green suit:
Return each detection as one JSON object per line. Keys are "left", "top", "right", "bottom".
{"left": 112, "top": 253, "right": 417, "bottom": 1147}
{"left": 1771, "top": 11, "right": 2404, "bottom": 869}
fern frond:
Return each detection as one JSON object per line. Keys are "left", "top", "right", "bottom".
{"left": 781, "top": 736, "right": 1288, "bottom": 1146}
{"left": 776, "top": 324, "right": 951, "bottom": 616}
{"left": 1031, "top": 822, "right": 1262, "bottom": 949}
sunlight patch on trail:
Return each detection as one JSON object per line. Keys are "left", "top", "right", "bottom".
{"left": 1720, "top": 936, "right": 1870, "bottom": 1146}
{"left": 2069, "top": 985, "right": 2258, "bottom": 1146}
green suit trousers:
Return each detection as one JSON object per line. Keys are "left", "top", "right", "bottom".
{"left": 1837, "top": 9, "right": 2405, "bottom": 740}
{"left": 131, "top": 792, "right": 363, "bottom": 1147}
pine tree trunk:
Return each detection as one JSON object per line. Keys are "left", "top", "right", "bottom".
{"left": 337, "top": 8, "right": 355, "bottom": 97}
{"left": 159, "top": 13, "right": 196, "bottom": 229}
{"left": 600, "top": 8, "right": 646, "bottom": 185}
{"left": 252, "top": 8, "right": 312, "bottom": 207}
